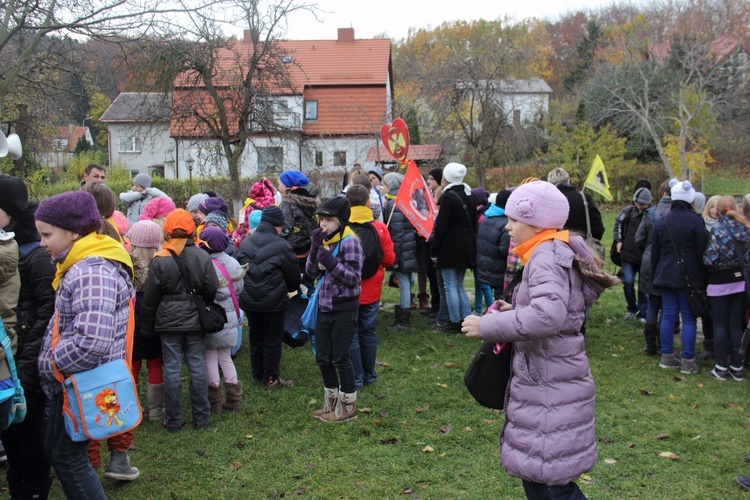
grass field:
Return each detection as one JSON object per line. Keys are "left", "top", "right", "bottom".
{"left": 31, "top": 211, "right": 750, "bottom": 498}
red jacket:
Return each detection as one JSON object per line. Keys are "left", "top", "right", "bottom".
{"left": 349, "top": 207, "right": 395, "bottom": 305}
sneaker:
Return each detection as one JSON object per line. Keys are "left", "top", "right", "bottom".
{"left": 709, "top": 366, "right": 729, "bottom": 380}
{"left": 659, "top": 353, "right": 681, "bottom": 369}
{"left": 680, "top": 358, "right": 699, "bottom": 374}
{"left": 729, "top": 365, "right": 744, "bottom": 382}
{"left": 263, "top": 378, "right": 294, "bottom": 389}
{"left": 625, "top": 312, "right": 637, "bottom": 321}
{"left": 737, "top": 476, "right": 750, "bottom": 491}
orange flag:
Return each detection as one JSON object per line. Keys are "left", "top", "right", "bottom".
{"left": 394, "top": 161, "right": 436, "bottom": 239}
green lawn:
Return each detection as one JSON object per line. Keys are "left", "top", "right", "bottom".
{"left": 37, "top": 211, "right": 750, "bottom": 498}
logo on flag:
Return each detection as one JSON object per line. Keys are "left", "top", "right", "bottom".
{"left": 393, "top": 161, "right": 436, "bottom": 239}
{"left": 584, "top": 155, "right": 613, "bottom": 201}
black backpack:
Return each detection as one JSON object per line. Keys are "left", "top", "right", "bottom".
{"left": 349, "top": 222, "right": 384, "bottom": 279}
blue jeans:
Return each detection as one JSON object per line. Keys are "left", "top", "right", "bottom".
{"left": 622, "top": 260, "right": 647, "bottom": 315}
{"left": 44, "top": 392, "right": 106, "bottom": 499}
{"left": 436, "top": 270, "right": 450, "bottom": 324}
{"left": 659, "top": 287, "right": 697, "bottom": 359}
{"left": 474, "top": 278, "right": 493, "bottom": 314}
{"left": 161, "top": 332, "right": 210, "bottom": 429}
{"left": 316, "top": 309, "right": 358, "bottom": 394}
{"left": 441, "top": 267, "right": 471, "bottom": 323}
{"left": 396, "top": 272, "right": 413, "bottom": 309}
{"left": 350, "top": 302, "right": 380, "bottom": 388}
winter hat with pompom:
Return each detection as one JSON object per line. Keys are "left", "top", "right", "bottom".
{"left": 670, "top": 180, "right": 696, "bottom": 204}
{"left": 505, "top": 180, "right": 569, "bottom": 229}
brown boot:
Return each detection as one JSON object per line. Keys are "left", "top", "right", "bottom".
{"left": 223, "top": 382, "right": 242, "bottom": 412}
{"left": 312, "top": 387, "right": 338, "bottom": 420}
{"left": 147, "top": 383, "right": 166, "bottom": 422}
{"left": 320, "top": 391, "right": 357, "bottom": 422}
{"left": 418, "top": 292, "right": 430, "bottom": 311}
{"left": 208, "top": 384, "right": 224, "bottom": 414}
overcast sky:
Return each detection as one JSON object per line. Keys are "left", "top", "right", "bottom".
{"left": 243, "top": 0, "right": 623, "bottom": 41}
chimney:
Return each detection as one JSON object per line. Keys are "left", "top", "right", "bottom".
{"left": 244, "top": 29, "right": 257, "bottom": 44}
{"left": 338, "top": 28, "right": 354, "bottom": 43}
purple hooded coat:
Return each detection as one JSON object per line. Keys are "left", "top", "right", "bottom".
{"left": 478, "top": 235, "right": 605, "bottom": 486}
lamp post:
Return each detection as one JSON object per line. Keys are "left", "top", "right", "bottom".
{"left": 185, "top": 156, "right": 195, "bottom": 193}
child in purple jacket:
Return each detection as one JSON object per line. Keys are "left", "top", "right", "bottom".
{"left": 35, "top": 191, "right": 135, "bottom": 499}
{"left": 463, "top": 181, "right": 618, "bottom": 499}
{"left": 305, "top": 197, "right": 364, "bottom": 423}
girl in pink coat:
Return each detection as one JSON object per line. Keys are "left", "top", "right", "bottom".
{"left": 463, "top": 180, "right": 619, "bottom": 499}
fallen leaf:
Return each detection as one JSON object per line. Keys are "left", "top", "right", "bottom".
{"left": 380, "top": 410, "right": 389, "bottom": 418}
{"left": 415, "top": 407, "right": 423, "bottom": 413}
{"left": 628, "top": 443, "right": 636, "bottom": 448}
{"left": 668, "top": 394, "right": 682, "bottom": 400}
{"left": 438, "top": 452, "right": 447, "bottom": 458}
{"left": 293, "top": 486, "right": 307, "bottom": 495}
{"left": 422, "top": 445, "right": 434, "bottom": 453}
{"left": 233, "top": 441, "right": 244, "bottom": 449}
{"left": 400, "top": 487, "right": 414, "bottom": 495}
{"left": 697, "top": 383, "right": 704, "bottom": 388}
{"left": 375, "top": 393, "right": 387, "bottom": 400}
{"left": 245, "top": 435, "right": 253, "bottom": 439}
{"left": 639, "top": 389, "right": 654, "bottom": 395}
{"left": 692, "top": 435, "right": 702, "bottom": 440}
{"left": 360, "top": 407, "right": 371, "bottom": 413}
{"left": 439, "top": 425, "right": 453, "bottom": 434}
{"left": 655, "top": 433, "right": 670, "bottom": 440}
{"left": 604, "top": 458, "right": 617, "bottom": 465}
{"left": 373, "top": 419, "right": 382, "bottom": 425}
{"left": 229, "top": 461, "right": 243, "bottom": 470}
{"left": 580, "top": 474, "right": 594, "bottom": 485}
{"left": 691, "top": 403, "right": 698, "bottom": 409}
{"left": 599, "top": 435, "right": 614, "bottom": 444}
{"left": 436, "top": 383, "right": 448, "bottom": 388}
{"left": 430, "top": 363, "right": 440, "bottom": 369}
{"left": 380, "top": 437, "right": 399, "bottom": 444}
{"left": 673, "top": 376, "right": 686, "bottom": 382}
{"left": 464, "top": 426, "right": 473, "bottom": 432}
{"left": 443, "top": 362, "right": 460, "bottom": 367}
{"left": 375, "top": 360, "right": 390, "bottom": 367}
{"left": 657, "top": 451, "right": 679, "bottom": 460}
{"left": 483, "top": 419, "right": 497, "bottom": 424}
{"left": 724, "top": 402, "right": 740, "bottom": 408}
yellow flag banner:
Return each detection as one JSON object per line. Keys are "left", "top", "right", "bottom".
{"left": 584, "top": 155, "right": 613, "bottom": 201}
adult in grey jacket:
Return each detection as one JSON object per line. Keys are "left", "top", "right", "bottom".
{"left": 119, "top": 173, "right": 172, "bottom": 226}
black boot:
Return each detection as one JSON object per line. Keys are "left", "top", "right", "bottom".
{"left": 643, "top": 322, "right": 659, "bottom": 355}
{"left": 388, "top": 306, "right": 410, "bottom": 331}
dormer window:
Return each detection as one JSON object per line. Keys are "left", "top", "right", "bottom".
{"left": 305, "top": 101, "right": 318, "bottom": 121}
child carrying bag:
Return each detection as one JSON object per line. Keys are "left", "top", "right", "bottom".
{"left": 169, "top": 250, "right": 227, "bottom": 333}
{"left": 0, "top": 322, "right": 26, "bottom": 429}
{"left": 51, "top": 298, "right": 142, "bottom": 442}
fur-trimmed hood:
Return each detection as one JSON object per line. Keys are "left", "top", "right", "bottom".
{"left": 284, "top": 190, "right": 320, "bottom": 214}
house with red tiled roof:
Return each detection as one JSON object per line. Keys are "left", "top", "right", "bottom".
{"left": 645, "top": 36, "right": 749, "bottom": 80}
{"left": 34, "top": 124, "right": 94, "bottom": 171}
{"left": 166, "top": 27, "right": 393, "bottom": 180}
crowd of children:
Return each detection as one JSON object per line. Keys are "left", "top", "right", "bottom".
{"left": 0, "top": 161, "right": 748, "bottom": 498}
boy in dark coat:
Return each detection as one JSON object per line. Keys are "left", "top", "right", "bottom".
{"left": 238, "top": 206, "right": 301, "bottom": 388}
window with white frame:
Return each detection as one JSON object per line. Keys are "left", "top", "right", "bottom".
{"left": 314, "top": 150, "right": 323, "bottom": 167}
{"left": 257, "top": 147, "right": 283, "bottom": 173}
{"left": 305, "top": 101, "right": 318, "bottom": 120}
{"left": 119, "top": 136, "right": 141, "bottom": 153}
{"left": 333, "top": 151, "right": 346, "bottom": 167}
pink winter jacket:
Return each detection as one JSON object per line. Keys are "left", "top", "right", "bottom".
{"left": 478, "top": 235, "right": 604, "bottom": 486}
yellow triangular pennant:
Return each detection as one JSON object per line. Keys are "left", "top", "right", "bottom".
{"left": 584, "top": 155, "right": 613, "bottom": 201}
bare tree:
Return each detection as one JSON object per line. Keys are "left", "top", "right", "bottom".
{"left": 133, "top": 0, "right": 319, "bottom": 210}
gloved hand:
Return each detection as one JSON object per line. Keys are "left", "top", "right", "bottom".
{"left": 310, "top": 228, "right": 327, "bottom": 259}
{"left": 317, "top": 246, "right": 337, "bottom": 270}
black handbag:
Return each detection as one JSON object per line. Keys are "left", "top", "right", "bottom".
{"left": 464, "top": 273, "right": 522, "bottom": 410}
{"left": 464, "top": 341, "right": 512, "bottom": 410}
{"left": 664, "top": 217, "right": 709, "bottom": 317}
{"left": 168, "top": 250, "right": 227, "bottom": 333}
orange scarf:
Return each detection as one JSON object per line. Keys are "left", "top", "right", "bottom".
{"left": 155, "top": 237, "right": 189, "bottom": 257}
{"left": 512, "top": 229, "right": 569, "bottom": 266}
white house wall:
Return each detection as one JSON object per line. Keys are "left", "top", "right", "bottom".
{"left": 108, "top": 123, "right": 172, "bottom": 174}
{"left": 498, "top": 93, "right": 550, "bottom": 124}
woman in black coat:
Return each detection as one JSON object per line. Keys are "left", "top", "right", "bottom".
{"left": 650, "top": 181, "right": 708, "bottom": 374}
{"left": 430, "top": 163, "right": 477, "bottom": 331}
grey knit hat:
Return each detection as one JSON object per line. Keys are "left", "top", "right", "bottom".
{"left": 133, "top": 173, "right": 151, "bottom": 189}
{"left": 186, "top": 193, "right": 209, "bottom": 212}
{"left": 633, "top": 187, "right": 652, "bottom": 205}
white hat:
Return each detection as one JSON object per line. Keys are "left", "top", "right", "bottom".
{"left": 670, "top": 180, "right": 696, "bottom": 204}
{"left": 443, "top": 162, "right": 466, "bottom": 184}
